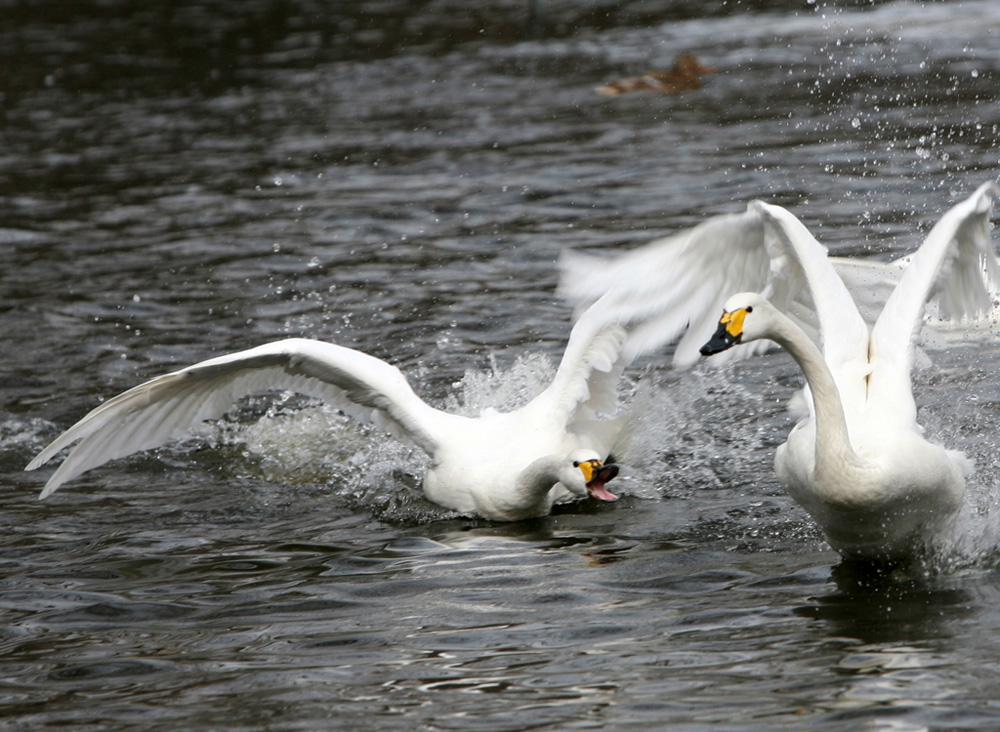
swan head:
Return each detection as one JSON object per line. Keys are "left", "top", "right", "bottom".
{"left": 563, "top": 448, "right": 620, "bottom": 502}
{"left": 699, "top": 292, "right": 770, "bottom": 356}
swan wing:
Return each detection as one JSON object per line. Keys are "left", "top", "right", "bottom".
{"left": 753, "top": 202, "right": 870, "bottom": 375}
{"left": 869, "top": 182, "right": 999, "bottom": 405}
{"left": 559, "top": 203, "right": 875, "bottom": 371}
{"left": 538, "top": 300, "right": 629, "bottom": 451}
{"left": 558, "top": 207, "right": 800, "bottom": 368}
{"left": 26, "top": 338, "right": 456, "bottom": 498}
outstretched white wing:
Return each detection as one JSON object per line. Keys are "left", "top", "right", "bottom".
{"left": 752, "top": 201, "right": 870, "bottom": 392}
{"left": 868, "top": 182, "right": 1000, "bottom": 415}
{"left": 560, "top": 209, "right": 773, "bottom": 368}
{"left": 26, "top": 338, "right": 461, "bottom": 498}
{"left": 559, "top": 203, "right": 869, "bottom": 369}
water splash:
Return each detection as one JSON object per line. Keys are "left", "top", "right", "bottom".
{"left": 443, "top": 352, "right": 554, "bottom": 416}
{"left": 0, "top": 417, "right": 56, "bottom": 474}
{"left": 903, "top": 350, "right": 1000, "bottom": 572}
{"left": 612, "top": 366, "right": 770, "bottom": 500}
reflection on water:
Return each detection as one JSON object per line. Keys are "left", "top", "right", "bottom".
{"left": 791, "top": 563, "right": 982, "bottom": 730}
{"left": 799, "top": 562, "right": 976, "bottom": 643}
{"left": 3, "top": 0, "right": 1000, "bottom": 730}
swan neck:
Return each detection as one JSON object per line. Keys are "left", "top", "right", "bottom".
{"left": 768, "top": 313, "right": 858, "bottom": 468}
{"left": 517, "top": 455, "right": 564, "bottom": 499}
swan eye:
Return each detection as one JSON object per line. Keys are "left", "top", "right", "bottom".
{"left": 746, "top": 306, "right": 753, "bottom": 313}
{"left": 573, "top": 461, "right": 580, "bottom": 467}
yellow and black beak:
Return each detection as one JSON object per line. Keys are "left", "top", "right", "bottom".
{"left": 700, "top": 308, "right": 748, "bottom": 356}
{"left": 579, "top": 459, "right": 619, "bottom": 502}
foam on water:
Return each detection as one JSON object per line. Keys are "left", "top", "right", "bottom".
{"left": 910, "top": 355, "right": 1000, "bottom": 571}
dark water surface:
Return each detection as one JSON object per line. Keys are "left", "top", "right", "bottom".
{"left": 4, "top": 1, "right": 1000, "bottom": 729}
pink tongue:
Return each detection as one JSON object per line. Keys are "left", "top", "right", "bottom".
{"left": 587, "top": 480, "right": 619, "bottom": 502}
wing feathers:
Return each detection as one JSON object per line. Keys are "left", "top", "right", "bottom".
{"left": 558, "top": 208, "right": 775, "bottom": 368}
{"left": 871, "top": 182, "right": 999, "bottom": 375}
{"left": 544, "top": 300, "right": 629, "bottom": 425}
{"left": 28, "top": 339, "right": 453, "bottom": 497}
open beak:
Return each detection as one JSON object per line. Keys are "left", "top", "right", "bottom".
{"left": 581, "top": 460, "right": 619, "bottom": 502}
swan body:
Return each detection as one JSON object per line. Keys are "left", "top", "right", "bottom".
{"left": 564, "top": 182, "right": 999, "bottom": 559}
{"left": 701, "top": 293, "right": 968, "bottom": 559}
{"left": 26, "top": 304, "right": 627, "bottom": 522}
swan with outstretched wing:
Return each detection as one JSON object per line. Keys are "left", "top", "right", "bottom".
{"left": 27, "top": 301, "right": 627, "bottom": 522}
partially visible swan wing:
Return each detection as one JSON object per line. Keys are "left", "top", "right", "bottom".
{"left": 752, "top": 202, "right": 870, "bottom": 375}
{"left": 872, "top": 182, "right": 1000, "bottom": 367}
{"left": 559, "top": 208, "right": 783, "bottom": 368}
{"left": 26, "top": 338, "right": 455, "bottom": 498}
{"left": 541, "top": 299, "right": 629, "bottom": 449}
{"left": 868, "top": 182, "right": 1000, "bottom": 407}
{"left": 559, "top": 204, "right": 874, "bottom": 369}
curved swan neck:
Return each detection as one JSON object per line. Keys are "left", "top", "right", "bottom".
{"left": 517, "top": 455, "right": 565, "bottom": 498}
{"left": 766, "top": 310, "right": 860, "bottom": 470}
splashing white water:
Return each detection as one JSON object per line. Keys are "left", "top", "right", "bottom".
{"left": 611, "top": 366, "right": 770, "bottom": 500}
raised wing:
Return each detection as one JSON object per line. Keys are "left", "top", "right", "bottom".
{"left": 753, "top": 202, "right": 870, "bottom": 378}
{"left": 868, "top": 182, "right": 1000, "bottom": 411}
{"left": 26, "top": 338, "right": 460, "bottom": 498}
{"left": 539, "top": 299, "right": 629, "bottom": 452}
{"left": 560, "top": 208, "right": 778, "bottom": 367}
{"left": 559, "top": 203, "right": 868, "bottom": 369}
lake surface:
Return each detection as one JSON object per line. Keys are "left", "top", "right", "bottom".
{"left": 3, "top": 1, "right": 1000, "bottom": 729}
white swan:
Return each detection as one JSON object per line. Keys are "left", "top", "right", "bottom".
{"left": 25, "top": 303, "right": 628, "bottom": 521}
{"left": 563, "top": 183, "right": 999, "bottom": 559}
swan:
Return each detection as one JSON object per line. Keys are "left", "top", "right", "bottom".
{"left": 25, "top": 302, "right": 628, "bottom": 522}
{"left": 562, "top": 182, "right": 999, "bottom": 559}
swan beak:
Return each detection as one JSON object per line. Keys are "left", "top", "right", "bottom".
{"left": 700, "top": 309, "right": 745, "bottom": 356}
{"left": 580, "top": 459, "right": 620, "bottom": 502}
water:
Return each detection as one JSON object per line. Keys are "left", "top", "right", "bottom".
{"left": 3, "top": 0, "right": 1000, "bottom": 729}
